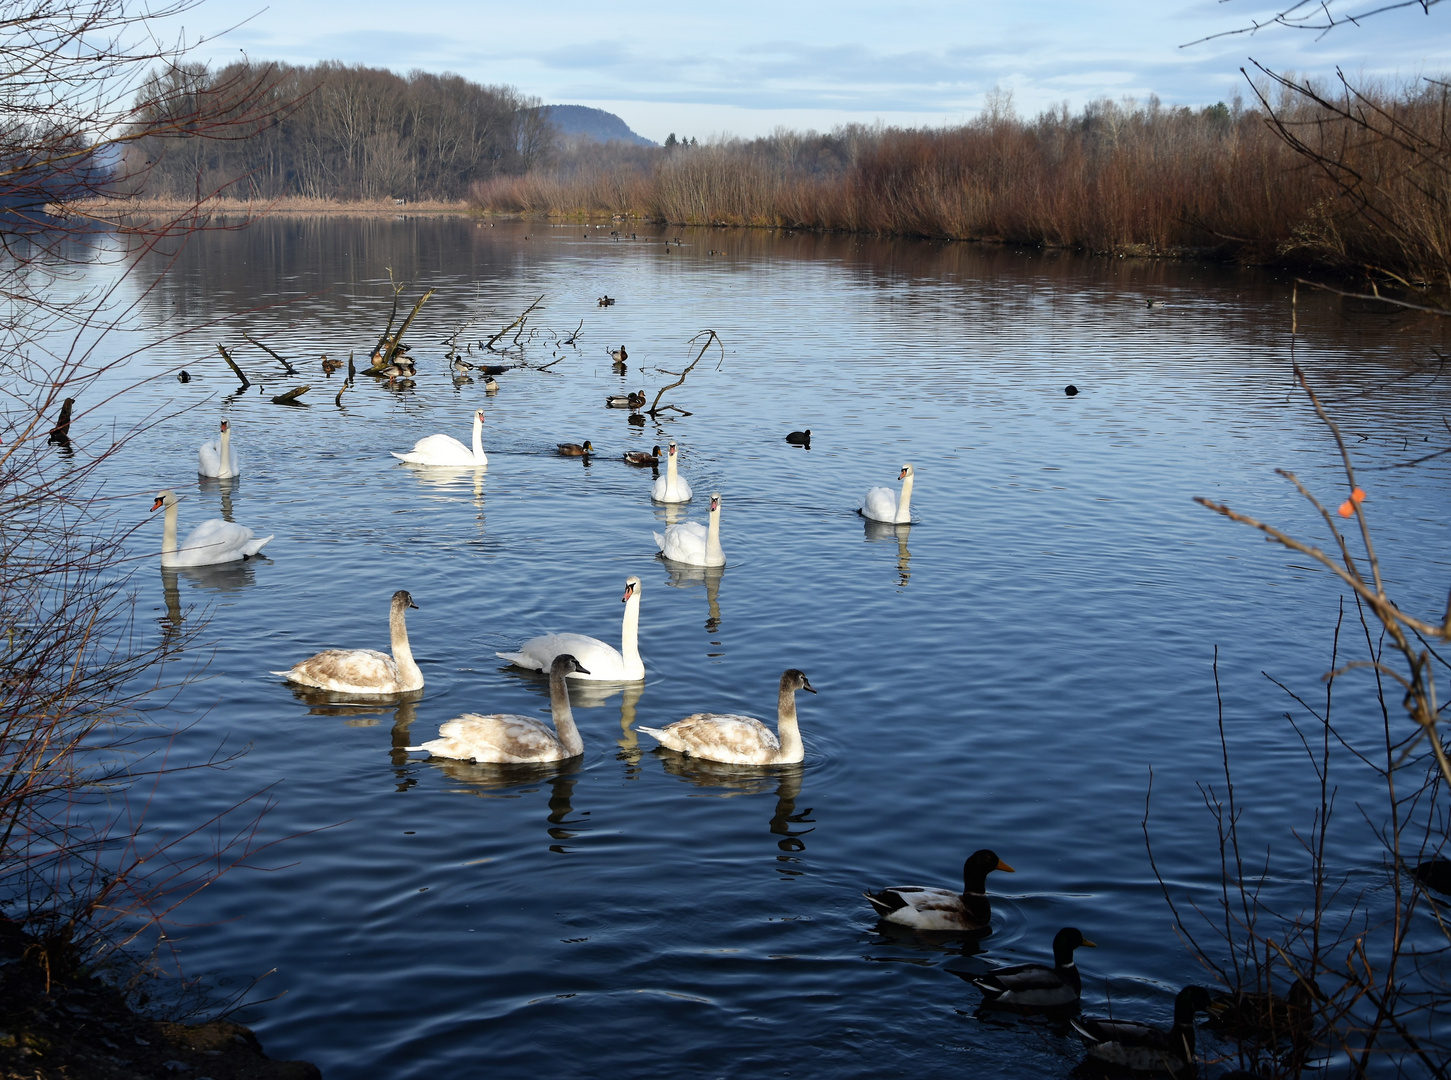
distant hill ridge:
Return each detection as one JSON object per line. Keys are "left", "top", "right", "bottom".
{"left": 546, "top": 105, "right": 655, "bottom": 147}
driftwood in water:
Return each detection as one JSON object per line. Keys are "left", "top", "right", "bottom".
{"left": 242, "top": 331, "right": 298, "bottom": 375}
{"left": 335, "top": 381, "right": 351, "bottom": 407}
{"left": 48, "top": 397, "right": 74, "bottom": 444}
{"left": 647, "top": 330, "right": 723, "bottom": 417}
{"left": 485, "top": 295, "right": 544, "bottom": 350}
{"left": 270, "top": 385, "right": 311, "bottom": 406}
{"left": 216, "top": 345, "right": 250, "bottom": 388}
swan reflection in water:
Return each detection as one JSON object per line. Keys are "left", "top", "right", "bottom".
{"left": 196, "top": 474, "right": 238, "bottom": 522}
{"left": 159, "top": 560, "right": 266, "bottom": 635}
{"left": 397, "top": 462, "right": 486, "bottom": 514}
{"left": 656, "top": 758, "right": 815, "bottom": 865}
{"left": 661, "top": 562, "right": 723, "bottom": 632}
{"left": 863, "top": 519, "right": 912, "bottom": 587}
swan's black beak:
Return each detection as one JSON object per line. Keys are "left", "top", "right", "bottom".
{"left": 802, "top": 678, "right": 817, "bottom": 694}
{"left": 575, "top": 662, "right": 591, "bottom": 675}
{"left": 408, "top": 598, "right": 420, "bottom": 609}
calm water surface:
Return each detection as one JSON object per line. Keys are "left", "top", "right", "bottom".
{"left": 75, "top": 219, "right": 1451, "bottom": 1077}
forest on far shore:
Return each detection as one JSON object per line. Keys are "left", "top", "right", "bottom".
{"left": 125, "top": 60, "right": 1451, "bottom": 299}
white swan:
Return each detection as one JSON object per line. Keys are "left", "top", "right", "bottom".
{"left": 275, "top": 589, "right": 424, "bottom": 694}
{"left": 638, "top": 668, "right": 816, "bottom": 765}
{"left": 407, "top": 654, "right": 587, "bottom": 763}
{"left": 861, "top": 463, "right": 915, "bottom": 523}
{"left": 151, "top": 489, "right": 272, "bottom": 568}
{"left": 197, "top": 419, "right": 239, "bottom": 478}
{"left": 497, "top": 576, "right": 645, "bottom": 681}
{"left": 654, "top": 491, "right": 725, "bottom": 567}
{"left": 651, "top": 439, "right": 693, "bottom": 503}
{"left": 391, "top": 409, "right": 487, "bottom": 467}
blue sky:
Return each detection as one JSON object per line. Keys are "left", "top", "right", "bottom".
{"left": 164, "top": 1, "right": 1448, "bottom": 140}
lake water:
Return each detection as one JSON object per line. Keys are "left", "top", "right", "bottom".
{"left": 71, "top": 217, "right": 1451, "bottom": 1077}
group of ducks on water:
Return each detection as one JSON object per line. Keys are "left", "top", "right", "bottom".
{"left": 156, "top": 405, "right": 1261, "bottom": 1074}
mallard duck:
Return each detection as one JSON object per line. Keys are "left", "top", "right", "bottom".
{"left": 973, "top": 926, "right": 1095, "bottom": 1006}
{"left": 1071, "top": 985, "right": 1213, "bottom": 1074}
{"left": 557, "top": 440, "right": 593, "bottom": 457}
{"left": 1205, "top": 978, "right": 1321, "bottom": 1043}
{"left": 624, "top": 445, "right": 661, "bottom": 466}
{"left": 1414, "top": 857, "right": 1451, "bottom": 895}
{"left": 451, "top": 357, "right": 475, "bottom": 374}
{"left": 606, "top": 390, "right": 646, "bottom": 409}
{"left": 866, "top": 849, "right": 1015, "bottom": 933}
{"left": 483, "top": 374, "right": 499, "bottom": 393}
{"left": 609, "top": 346, "right": 628, "bottom": 362}
{"left": 785, "top": 429, "right": 811, "bottom": 445}
{"left": 321, "top": 355, "right": 343, "bottom": 374}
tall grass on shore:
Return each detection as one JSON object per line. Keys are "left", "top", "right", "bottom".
{"left": 473, "top": 77, "right": 1451, "bottom": 295}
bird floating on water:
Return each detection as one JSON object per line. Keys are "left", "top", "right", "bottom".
{"left": 638, "top": 668, "right": 817, "bottom": 765}
{"left": 557, "top": 440, "right": 593, "bottom": 457}
{"left": 786, "top": 429, "right": 811, "bottom": 445}
{"left": 973, "top": 927, "right": 1096, "bottom": 1007}
{"left": 866, "top": 849, "right": 1014, "bottom": 933}
{"left": 1071, "top": 984, "right": 1213, "bottom": 1075}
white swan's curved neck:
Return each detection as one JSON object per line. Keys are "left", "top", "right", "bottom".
{"left": 160, "top": 500, "right": 179, "bottom": 565}
{"left": 620, "top": 591, "right": 642, "bottom": 673}
{"left": 666, "top": 448, "right": 678, "bottom": 485}
{"left": 775, "top": 685, "right": 804, "bottom": 764}
{"left": 549, "top": 666, "right": 583, "bottom": 756}
{"left": 896, "top": 473, "right": 914, "bottom": 523}
{"left": 390, "top": 600, "right": 424, "bottom": 690}
{"left": 471, "top": 414, "right": 483, "bottom": 460}
{"left": 219, "top": 425, "right": 232, "bottom": 471}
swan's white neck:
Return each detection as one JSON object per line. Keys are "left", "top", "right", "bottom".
{"left": 389, "top": 598, "right": 424, "bottom": 691}
{"left": 706, "top": 501, "right": 724, "bottom": 563}
{"left": 548, "top": 664, "right": 583, "bottom": 756}
{"left": 160, "top": 499, "right": 179, "bottom": 566}
{"left": 219, "top": 425, "right": 233, "bottom": 475}
{"left": 620, "top": 589, "right": 642, "bottom": 676}
{"left": 896, "top": 472, "right": 914, "bottom": 523}
{"left": 666, "top": 447, "right": 679, "bottom": 487}
{"left": 775, "top": 683, "right": 805, "bottom": 764}
{"left": 470, "top": 413, "right": 483, "bottom": 460}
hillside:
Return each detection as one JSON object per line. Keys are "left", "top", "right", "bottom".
{"left": 546, "top": 105, "right": 656, "bottom": 146}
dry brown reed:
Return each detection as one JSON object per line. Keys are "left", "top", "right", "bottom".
{"left": 473, "top": 76, "right": 1451, "bottom": 294}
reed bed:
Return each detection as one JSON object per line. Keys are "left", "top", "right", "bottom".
{"left": 472, "top": 79, "right": 1451, "bottom": 290}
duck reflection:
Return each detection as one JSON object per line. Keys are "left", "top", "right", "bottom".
{"left": 661, "top": 562, "right": 724, "bottom": 632}
{"left": 863, "top": 519, "right": 912, "bottom": 587}
{"left": 197, "top": 475, "right": 238, "bottom": 522}
{"left": 159, "top": 560, "right": 264, "bottom": 634}
{"left": 656, "top": 759, "right": 815, "bottom": 861}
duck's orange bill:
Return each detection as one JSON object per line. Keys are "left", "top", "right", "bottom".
{"left": 997, "top": 859, "right": 1016, "bottom": 873}
{"left": 1080, "top": 939, "right": 1098, "bottom": 948}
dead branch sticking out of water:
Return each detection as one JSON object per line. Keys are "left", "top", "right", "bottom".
{"left": 47, "top": 398, "right": 74, "bottom": 445}
{"left": 485, "top": 295, "right": 544, "bottom": 351}
{"left": 215, "top": 345, "right": 250, "bottom": 389}
{"left": 562, "top": 319, "right": 583, "bottom": 345}
{"left": 242, "top": 331, "right": 298, "bottom": 375}
{"left": 647, "top": 330, "right": 723, "bottom": 417}
{"left": 270, "top": 385, "right": 310, "bottom": 406}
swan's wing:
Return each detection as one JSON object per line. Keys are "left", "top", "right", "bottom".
{"left": 174, "top": 519, "right": 258, "bottom": 564}
{"left": 394, "top": 433, "right": 476, "bottom": 466}
{"left": 502, "top": 633, "right": 626, "bottom": 679}
{"left": 410, "top": 713, "right": 566, "bottom": 763}
{"left": 651, "top": 475, "right": 667, "bottom": 500}
{"left": 226, "top": 445, "right": 240, "bottom": 475}
{"left": 661, "top": 521, "right": 708, "bottom": 563}
{"left": 652, "top": 530, "right": 666, "bottom": 552}
{"left": 198, "top": 439, "right": 221, "bottom": 475}
{"left": 862, "top": 485, "right": 897, "bottom": 522}
{"left": 283, "top": 648, "right": 398, "bottom": 691}
{"left": 674, "top": 476, "right": 694, "bottom": 500}
{"left": 646, "top": 713, "right": 779, "bottom": 763}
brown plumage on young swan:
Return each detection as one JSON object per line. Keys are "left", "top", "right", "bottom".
{"left": 638, "top": 669, "right": 815, "bottom": 764}
{"left": 864, "top": 849, "right": 1014, "bottom": 932}
{"left": 406, "top": 654, "right": 588, "bottom": 763}
{"left": 274, "top": 590, "right": 424, "bottom": 694}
